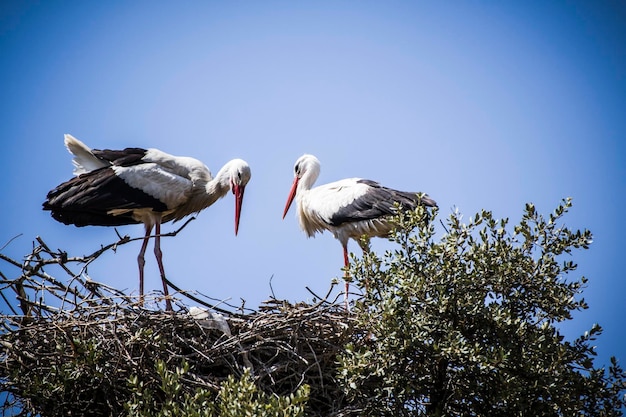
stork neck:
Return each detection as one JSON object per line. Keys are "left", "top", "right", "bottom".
{"left": 205, "top": 167, "right": 231, "bottom": 204}
{"left": 298, "top": 168, "right": 319, "bottom": 194}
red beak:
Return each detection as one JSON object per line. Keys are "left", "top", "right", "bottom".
{"left": 282, "top": 177, "right": 299, "bottom": 219}
{"left": 234, "top": 184, "right": 245, "bottom": 235}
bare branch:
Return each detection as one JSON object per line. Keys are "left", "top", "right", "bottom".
{"left": 0, "top": 234, "right": 23, "bottom": 252}
{"left": 0, "top": 231, "right": 356, "bottom": 416}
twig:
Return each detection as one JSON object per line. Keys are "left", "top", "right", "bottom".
{"left": 439, "top": 218, "right": 450, "bottom": 234}
{"left": 0, "top": 234, "right": 22, "bottom": 252}
{"left": 269, "top": 274, "right": 276, "bottom": 299}
{"left": 162, "top": 277, "right": 243, "bottom": 317}
{"left": 77, "top": 217, "right": 197, "bottom": 265}
{"left": 305, "top": 282, "right": 341, "bottom": 307}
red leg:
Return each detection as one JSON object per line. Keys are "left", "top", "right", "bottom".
{"left": 153, "top": 221, "right": 173, "bottom": 311}
{"left": 343, "top": 243, "right": 350, "bottom": 307}
{"left": 137, "top": 224, "right": 152, "bottom": 306}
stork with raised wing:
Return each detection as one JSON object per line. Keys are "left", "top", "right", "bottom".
{"left": 43, "top": 134, "right": 251, "bottom": 311}
{"left": 282, "top": 154, "right": 436, "bottom": 303}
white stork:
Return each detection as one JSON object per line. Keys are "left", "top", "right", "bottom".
{"left": 282, "top": 154, "right": 436, "bottom": 302}
{"left": 43, "top": 134, "right": 251, "bottom": 311}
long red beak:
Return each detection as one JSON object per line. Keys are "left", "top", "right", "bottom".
{"left": 234, "top": 184, "right": 245, "bottom": 235}
{"left": 282, "top": 177, "right": 299, "bottom": 219}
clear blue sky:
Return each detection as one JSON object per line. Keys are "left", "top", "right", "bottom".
{"left": 1, "top": 1, "right": 624, "bottom": 367}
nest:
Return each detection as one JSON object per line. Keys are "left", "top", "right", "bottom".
{"left": 0, "top": 235, "right": 360, "bottom": 416}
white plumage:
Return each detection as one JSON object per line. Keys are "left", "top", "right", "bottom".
{"left": 282, "top": 154, "right": 436, "bottom": 302}
{"left": 44, "top": 134, "right": 251, "bottom": 311}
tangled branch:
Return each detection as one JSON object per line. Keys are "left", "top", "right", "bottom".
{"left": 0, "top": 232, "right": 357, "bottom": 416}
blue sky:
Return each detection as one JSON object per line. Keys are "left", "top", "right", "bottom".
{"left": 1, "top": 1, "right": 625, "bottom": 367}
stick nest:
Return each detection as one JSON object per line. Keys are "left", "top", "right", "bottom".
{"left": 0, "top": 236, "right": 359, "bottom": 416}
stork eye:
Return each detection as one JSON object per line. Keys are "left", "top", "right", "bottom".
{"left": 295, "top": 163, "right": 301, "bottom": 175}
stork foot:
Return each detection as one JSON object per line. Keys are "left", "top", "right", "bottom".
{"left": 164, "top": 297, "right": 173, "bottom": 312}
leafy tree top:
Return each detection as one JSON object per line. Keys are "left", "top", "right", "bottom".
{"left": 340, "top": 198, "right": 625, "bottom": 416}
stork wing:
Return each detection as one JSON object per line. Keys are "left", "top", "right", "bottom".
{"left": 43, "top": 164, "right": 193, "bottom": 226}
{"left": 91, "top": 147, "right": 148, "bottom": 166}
{"left": 325, "top": 179, "right": 431, "bottom": 226}
{"left": 111, "top": 163, "right": 193, "bottom": 209}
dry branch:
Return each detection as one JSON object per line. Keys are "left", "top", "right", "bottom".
{"left": 0, "top": 235, "right": 358, "bottom": 416}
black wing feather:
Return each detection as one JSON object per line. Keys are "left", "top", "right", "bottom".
{"left": 43, "top": 167, "right": 168, "bottom": 227}
{"left": 329, "top": 179, "right": 436, "bottom": 226}
{"left": 91, "top": 147, "right": 148, "bottom": 167}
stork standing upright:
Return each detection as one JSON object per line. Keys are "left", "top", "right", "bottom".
{"left": 282, "top": 154, "right": 436, "bottom": 303}
{"left": 43, "top": 134, "right": 251, "bottom": 311}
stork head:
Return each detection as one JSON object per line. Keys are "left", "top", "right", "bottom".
{"left": 282, "top": 154, "right": 320, "bottom": 219}
{"left": 227, "top": 159, "right": 251, "bottom": 235}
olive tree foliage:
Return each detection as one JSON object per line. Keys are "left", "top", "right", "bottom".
{"left": 125, "top": 360, "right": 309, "bottom": 417}
{"left": 339, "top": 198, "right": 625, "bottom": 416}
